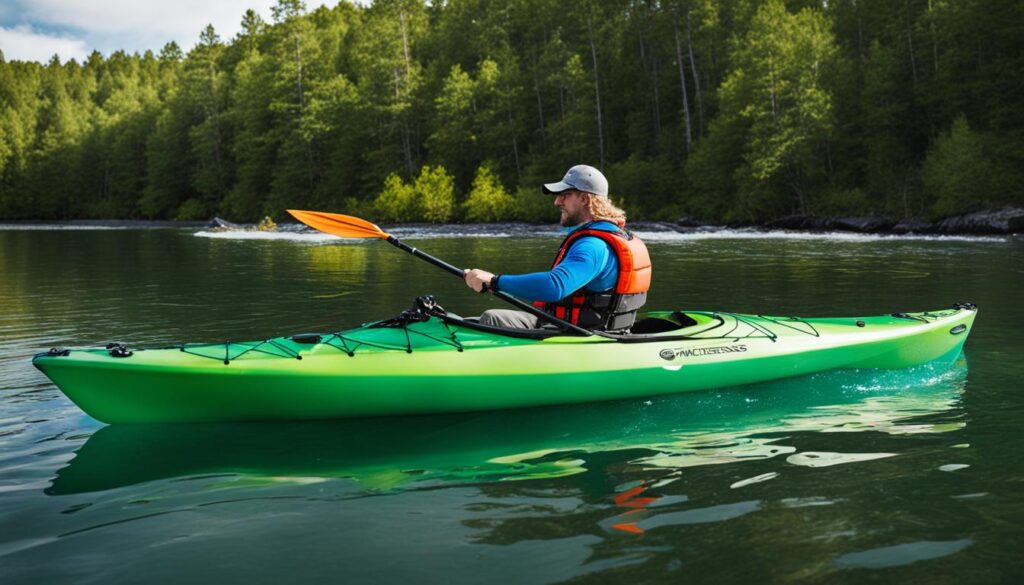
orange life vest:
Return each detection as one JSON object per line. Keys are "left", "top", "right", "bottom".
{"left": 533, "top": 223, "right": 651, "bottom": 331}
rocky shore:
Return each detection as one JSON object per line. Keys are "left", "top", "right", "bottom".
{"left": 669, "top": 207, "right": 1024, "bottom": 235}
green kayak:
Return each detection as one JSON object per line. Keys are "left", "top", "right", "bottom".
{"left": 32, "top": 300, "right": 977, "bottom": 424}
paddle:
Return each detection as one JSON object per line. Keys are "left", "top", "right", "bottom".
{"left": 286, "top": 209, "right": 595, "bottom": 336}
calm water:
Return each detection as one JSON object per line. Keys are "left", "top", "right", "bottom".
{"left": 1, "top": 225, "right": 1022, "bottom": 583}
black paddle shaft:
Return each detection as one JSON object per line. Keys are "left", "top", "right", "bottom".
{"left": 384, "top": 235, "right": 596, "bottom": 337}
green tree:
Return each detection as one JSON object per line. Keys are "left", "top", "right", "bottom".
{"left": 223, "top": 49, "right": 275, "bottom": 220}
{"left": 351, "top": 0, "right": 428, "bottom": 182}
{"left": 184, "top": 25, "right": 232, "bottom": 217}
{"left": 27, "top": 57, "right": 92, "bottom": 218}
{"left": 237, "top": 9, "right": 267, "bottom": 54}
{"left": 414, "top": 164, "right": 455, "bottom": 223}
{"left": 86, "top": 52, "right": 160, "bottom": 217}
{"left": 302, "top": 72, "right": 364, "bottom": 208}
{"left": 0, "top": 125, "right": 9, "bottom": 179}
{"left": 374, "top": 164, "right": 454, "bottom": 222}
{"left": 374, "top": 171, "right": 416, "bottom": 222}
{"left": 860, "top": 40, "right": 915, "bottom": 216}
{"left": 263, "top": 0, "right": 320, "bottom": 213}
{"left": 922, "top": 115, "right": 994, "bottom": 217}
{"left": 427, "top": 64, "right": 478, "bottom": 185}
{"left": 140, "top": 106, "right": 193, "bottom": 218}
{"left": 709, "top": 0, "right": 839, "bottom": 218}
{"left": 463, "top": 163, "right": 513, "bottom": 222}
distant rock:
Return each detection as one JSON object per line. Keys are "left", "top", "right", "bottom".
{"left": 935, "top": 208, "right": 1024, "bottom": 234}
{"left": 629, "top": 221, "right": 683, "bottom": 232}
{"left": 764, "top": 215, "right": 836, "bottom": 231}
{"left": 757, "top": 211, "right": 1024, "bottom": 234}
{"left": 724, "top": 218, "right": 757, "bottom": 229}
{"left": 891, "top": 218, "right": 934, "bottom": 234}
{"left": 675, "top": 216, "right": 705, "bottom": 228}
{"left": 833, "top": 216, "right": 894, "bottom": 232}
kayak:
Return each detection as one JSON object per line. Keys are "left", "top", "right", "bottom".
{"left": 32, "top": 301, "right": 977, "bottom": 424}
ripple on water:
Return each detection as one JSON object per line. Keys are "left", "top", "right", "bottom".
{"left": 834, "top": 539, "right": 973, "bottom": 569}
{"left": 730, "top": 472, "right": 780, "bottom": 489}
{"left": 786, "top": 452, "right": 897, "bottom": 468}
{"left": 620, "top": 500, "right": 762, "bottom": 534}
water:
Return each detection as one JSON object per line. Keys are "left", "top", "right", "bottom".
{"left": 1, "top": 225, "right": 1022, "bottom": 583}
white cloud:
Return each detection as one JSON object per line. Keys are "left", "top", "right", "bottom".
{"left": 25, "top": 0, "right": 278, "bottom": 40}
{"left": 4, "top": 0, "right": 294, "bottom": 58}
{"left": 0, "top": 25, "right": 88, "bottom": 63}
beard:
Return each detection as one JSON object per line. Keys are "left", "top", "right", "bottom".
{"left": 559, "top": 208, "right": 585, "bottom": 227}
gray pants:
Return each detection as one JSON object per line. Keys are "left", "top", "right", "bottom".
{"left": 478, "top": 309, "right": 541, "bottom": 329}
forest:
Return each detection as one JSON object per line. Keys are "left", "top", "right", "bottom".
{"left": 0, "top": 0, "right": 1021, "bottom": 223}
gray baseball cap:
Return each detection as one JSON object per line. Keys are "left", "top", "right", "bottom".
{"left": 542, "top": 164, "right": 609, "bottom": 197}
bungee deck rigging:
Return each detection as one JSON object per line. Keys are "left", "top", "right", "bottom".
{"left": 77, "top": 305, "right": 834, "bottom": 364}
{"left": 43, "top": 299, "right": 965, "bottom": 364}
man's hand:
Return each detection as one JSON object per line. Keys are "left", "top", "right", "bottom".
{"left": 464, "top": 269, "right": 495, "bottom": 293}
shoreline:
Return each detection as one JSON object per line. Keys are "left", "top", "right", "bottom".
{"left": 2, "top": 207, "right": 1021, "bottom": 236}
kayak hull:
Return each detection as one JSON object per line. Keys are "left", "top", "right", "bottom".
{"left": 32, "top": 306, "right": 977, "bottom": 424}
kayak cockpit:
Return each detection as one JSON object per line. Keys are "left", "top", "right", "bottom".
{"left": 444, "top": 310, "right": 722, "bottom": 343}
{"left": 630, "top": 311, "right": 701, "bottom": 333}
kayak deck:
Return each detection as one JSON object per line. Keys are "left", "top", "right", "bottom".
{"left": 32, "top": 305, "right": 977, "bottom": 424}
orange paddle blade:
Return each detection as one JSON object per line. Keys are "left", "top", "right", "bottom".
{"left": 286, "top": 209, "right": 390, "bottom": 240}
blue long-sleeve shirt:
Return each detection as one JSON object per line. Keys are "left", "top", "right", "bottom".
{"left": 496, "top": 221, "right": 621, "bottom": 302}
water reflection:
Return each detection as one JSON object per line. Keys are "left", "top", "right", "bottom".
{"left": 49, "top": 356, "right": 967, "bottom": 496}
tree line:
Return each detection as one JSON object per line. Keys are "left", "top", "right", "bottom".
{"left": 1, "top": 0, "right": 1020, "bottom": 223}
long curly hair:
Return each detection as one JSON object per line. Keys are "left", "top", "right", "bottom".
{"left": 585, "top": 194, "right": 627, "bottom": 227}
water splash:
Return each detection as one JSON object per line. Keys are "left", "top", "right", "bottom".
{"left": 193, "top": 230, "right": 342, "bottom": 243}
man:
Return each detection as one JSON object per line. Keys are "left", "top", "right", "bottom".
{"left": 464, "top": 164, "right": 651, "bottom": 332}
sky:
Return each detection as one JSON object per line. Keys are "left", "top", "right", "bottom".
{"left": 0, "top": 0, "right": 335, "bottom": 63}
